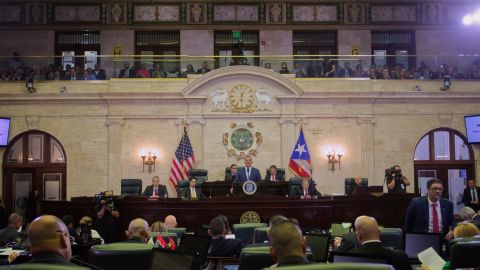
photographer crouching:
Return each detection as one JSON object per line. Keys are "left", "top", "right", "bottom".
{"left": 93, "top": 190, "right": 119, "bottom": 243}
{"left": 385, "top": 165, "right": 410, "bottom": 194}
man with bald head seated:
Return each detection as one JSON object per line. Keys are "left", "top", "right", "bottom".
{"left": 125, "top": 218, "right": 150, "bottom": 243}
{"left": 269, "top": 220, "right": 310, "bottom": 267}
{"left": 0, "top": 213, "right": 22, "bottom": 243}
{"left": 349, "top": 215, "right": 411, "bottom": 270}
{"left": 164, "top": 215, "right": 177, "bottom": 230}
{"left": 27, "top": 215, "right": 77, "bottom": 266}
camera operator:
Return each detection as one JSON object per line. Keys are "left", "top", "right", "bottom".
{"left": 93, "top": 190, "right": 119, "bottom": 243}
{"left": 385, "top": 165, "right": 410, "bottom": 194}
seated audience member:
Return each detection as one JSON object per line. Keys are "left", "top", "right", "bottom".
{"left": 453, "top": 222, "right": 480, "bottom": 238}
{"left": 323, "top": 58, "right": 336, "bottom": 77}
{"left": 125, "top": 218, "right": 149, "bottom": 243}
{"left": 292, "top": 178, "right": 320, "bottom": 198}
{"left": 265, "top": 165, "right": 284, "bottom": 181}
{"left": 118, "top": 63, "right": 135, "bottom": 78}
{"left": 164, "top": 215, "right": 177, "bottom": 230}
{"left": 78, "top": 216, "right": 104, "bottom": 244}
{"left": 94, "top": 64, "right": 106, "bottom": 80}
{"left": 83, "top": 68, "right": 96, "bottom": 80}
{"left": 245, "top": 215, "right": 288, "bottom": 248}
{"left": 27, "top": 215, "right": 75, "bottom": 265}
{"left": 136, "top": 63, "right": 151, "bottom": 78}
{"left": 349, "top": 215, "right": 411, "bottom": 270}
{"left": 181, "top": 64, "right": 195, "bottom": 78}
{"left": 337, "top": 62, "right": 353, "bottom": 78}
{"left": 64, "top": 68, "right": 83, "bottom": 80}
{"left": 197, "top": 61, "right": 211, "bottom": 74}
{"left": 180, "top": 178, "right": 204, "bottom": 199}
{"left": 151, "top": 63, "right": 167, "bottom": 78}
{"left": 459, "top": 206, "right": 478, "bottom": 226}
{"left": 279, "top": 62, "right": 290, "bottom": 74}
{"left": 142, "top": 176, "right": 168, "bottom": 198}
{"left": 217, "top": 214, "right": 232, "bottom": 235}
{"left": 270, "top": 220, "right": 309, "bottom": 267}
{"left": 208, "top": 217, "right": 242, "bottom": 258}
{"left": 148, "top": 220, "right": 176, "bottom": 249}
{"left": 293, "top": 63, "right": 305, "bottom": 78}
{"left": 62, "top": 215, "right": 81, "bottom": 244}
{"left": 0, "top": 213, "right": 22, "bottom": 243}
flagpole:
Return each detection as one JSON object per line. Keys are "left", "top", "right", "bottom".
{"left": 182, "top": 124, "right": 187, "bottom": 180}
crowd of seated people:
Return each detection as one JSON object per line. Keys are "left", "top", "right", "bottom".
{"left": 2, "top": 51, "right": 480, "bottom": 82}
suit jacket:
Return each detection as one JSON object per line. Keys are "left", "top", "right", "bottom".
{"left": 336, "top": 231, "right": 357, "bottom": 252}
{"left": 404, "top": 196, "right": 454, "bottom": 234}
{"left": 209, "top": 237, "right": 242, "bottom": 258}
{"left": 264, "top": 172, "right": 285, "bottom": 181}
{"left": 118, "top": 68, "right": 135, "bottom": 78}
{"left": 181, "top": 187, "right": 204, "bottom": 199}
{"left": 463, "top": 186, "right": 480, "bottom": 212}
{"left": 0, "top": 226, "right": 19, "bottom": 243}
{"left": 277, "top": 255, "right": 310, "bottom": 267}
{"left": 236, "top": 167, "right": 262, "bottom": 183}
{"left": 350, "top": 241, "right": 412, "bottom": 270}
{"left": 27, "top": 252, "right": 76, "bottom": 266}
{"left": 291, "top": 185, "right": 321, "bottom": 197}
{"left": 142, "top": 185, "right": 168, "bottom": 198}
{"left": 225, "top": 173, "right": 237, "bottom": 182}
{"left": 95, "top": 69, "right": 106, "bottom": 80}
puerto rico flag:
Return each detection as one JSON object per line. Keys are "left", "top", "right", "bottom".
{"left": 288, "top": 128, "right": 312, "bottom": 178}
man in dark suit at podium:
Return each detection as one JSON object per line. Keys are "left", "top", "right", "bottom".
{"left": 236, "top": 155, "right": 262, "bottom": 183}
{"left": 463, "top": 179, "right": 480, "bottom": 212}
{"left": 265, "top": 165, "right": 285, "bottom": 181}
{"left": 142, "top": 176, "right": 168, "bottom": 198}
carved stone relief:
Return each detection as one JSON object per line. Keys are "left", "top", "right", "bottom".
{"left": 54, "top": 5, "right": 100, "bottom": 23}
{"left": 371, "top": 5, "right": 416, "bottom": 23}
{"left": 0, "top": 4, "right": 22, "bottom": 23}
{"left": 292, "top": 5, "right": 338, "bottom": 23}
{"left": 107, "top": 3, "right": 127, "bottom": 24}
{"left": 423, "top": 3, "right": 441, "bottom": 24}
{"left": 344, "top": 3, "right": 365, "bottom": 24}
{"left": 26, "top": 3, "right": 47, "bottom": 24}
{"left": 134, "top": 5, "right": 180, "bottom": 22}
{"left": 213, "top": 5, "right": 259, "bottom": 22}
{"left": 187, "top": 3, "right": 207, "bottom": 24}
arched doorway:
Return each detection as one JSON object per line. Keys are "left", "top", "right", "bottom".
{"left": 413, "top": 128, "right": 475, "bottom": 212}
{"left": 2, "top": 130, "right": 67, "bottom": 220}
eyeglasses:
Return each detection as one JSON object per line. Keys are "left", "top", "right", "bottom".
{"left": 429, "top": 187, "right": 444, "bottom": 191}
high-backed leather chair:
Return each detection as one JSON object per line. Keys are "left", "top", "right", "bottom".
{"left": 450, "top": 241, "right": 480, "bottom": 269}
{"left": 120, "top": 179, "right": 142, "bottom": 196}
{"left": 189, "top": 169, "right": 208, "bottom": 183}
{"left": 89, "top": 243, "right": 153, "bottom": 270}
{"left": 288, "top": 177, "right": 302, "bottom": 196}
{"left": 380, "top": 228, "right": 403, "bottom": 250}
{"left": 176, "top": 179, "right": 190, "bottom": 198}
{"left": 253, "top": 227, "right": 269, "bottom": 244}
{"left": 167, "top": 227, "right": 187, "bottom": 239}
{"left": 344, "top": 178, "right": 368, "bottom": 194}
{"left": 264, "top": 168, "right": 286, "bottom": 181}
{"left": 238, "top": 248, "right": 275, "bottom": 270}
{"left": 233, "top": 223, "right": 267, "bottom": 246}
{"left": 6, "top": 264, "right": 89, "bottom": 270}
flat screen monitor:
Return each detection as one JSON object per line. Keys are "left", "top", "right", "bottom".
{"left": 465, "top": 115, "right": 480, "bottom": 144}
{"left": 0, "top": 118, "right": 11, "bottom": 147}
{"left": 333, "top": 252, "right": 390, "bottom": 264}
{"left": 404, "top": 232, "right": 442, "bottom": 259}
{"left": 150, "top": 248, "right": 193, "bottom": 270}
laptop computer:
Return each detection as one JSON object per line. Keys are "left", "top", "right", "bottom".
{"left": 150, "top": 248, "right": 193, "bottom": 270}
{"left": 178, "top": 234, "right": 211, "bottom": 270}
{"left": 333, "top": 251, "right": 390, "bottom": 264}
{"left": 404, "top": 232, "right": 442, "bottom": 259}
{"left": 305, "top": 233, "right": 331, "bottom": 262}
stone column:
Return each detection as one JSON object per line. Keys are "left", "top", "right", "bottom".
{"left": 105, "top": 118, "right": 125, "bottom": 193}
{"left": 356, "top": 117, "right": 376, "bottom": 184}
{"left": 176, "top": 118, "right": 205, "bottom": 168}
{"left": 279, "top": 118, "right": 303, "bottom": 179}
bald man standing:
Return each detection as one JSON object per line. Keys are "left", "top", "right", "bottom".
{"left": 350, "top": 216, "right": 411, "bottom": 270}
{"left": 27, "top": 215, "right": 79, "bottom": 266}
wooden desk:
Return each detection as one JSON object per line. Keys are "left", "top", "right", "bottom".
{"left": 201, "top": 181, "right": 289, "bottom": 197}
{"left": 41, "top": 193, "right": 416, "bottom": 242}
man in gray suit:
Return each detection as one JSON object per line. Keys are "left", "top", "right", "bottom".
{"left": 0, "top": 213, "right": 23, "bottom": 243}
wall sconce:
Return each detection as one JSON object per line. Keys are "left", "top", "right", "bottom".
{"left": 326, "top": 151, "right": 343, "bottom": 172}
{"left": 140, "top": 150, "right": 157, "bottom": 173}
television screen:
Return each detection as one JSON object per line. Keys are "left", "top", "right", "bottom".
{"left": 465, "top": 115, "right": 480, "bottom": 144}
{"left": 0, "top": 118, "right": 11, "bottom": 147}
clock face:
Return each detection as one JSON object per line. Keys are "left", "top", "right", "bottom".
{"left": 229, "top": 84, "right": 255, "bottom": 112}
{"left": 230, "top": 128, "right": 254, "bottom": 151}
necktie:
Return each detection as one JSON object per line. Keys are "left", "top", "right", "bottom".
{"left": 272, "top": 174, "right": 275, "bottom": 181}
{"left": 304, "top": 189, "right": 307, "bottom": 196}
{"left": 191, "top": 188, "right": 196, "bottom": 199}
{"left": 247, "top": 168, "right": 250, "bottom": 180}
{"left": 153, "top": 187, "right": 157, "bottom": 196}
{"left": 432, "top": 203, "right": 440, "bottom": 233}
{"left": 472, "top": 188, "right": 477, "bottom": 201}
{"left": 124, "top": 69, "right": 129, "bottom": 78}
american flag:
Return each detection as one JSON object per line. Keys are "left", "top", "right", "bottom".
{"left": 169, "top": 127, "right": 195, "bottom": 191}
{"left": 288, "top": 127, "right": 312, "bottom": 178}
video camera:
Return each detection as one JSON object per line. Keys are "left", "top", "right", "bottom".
{"left": 385, "top": 166, "right": 403, "bottom": 181}
{"left": 94, "top": 191, "right": 116, "bottom": 211}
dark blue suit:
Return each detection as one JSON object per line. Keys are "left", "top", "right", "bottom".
{"left": 236, "top": 167, "right": 262, "bottom": 182}
{"left": 404, "top": 196, "right": 453, "bottom": 234}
